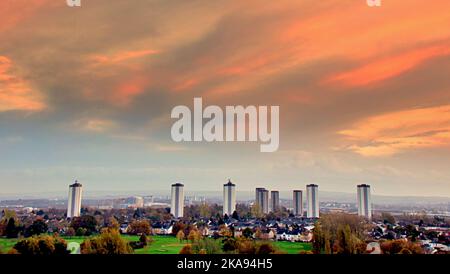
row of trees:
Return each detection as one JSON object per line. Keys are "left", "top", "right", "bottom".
{"left": 182, "top": 203, "right": 291, "bottom": 221}
{"left": 179, "top": 236, "right": 279, "bottom": 254}
{"left": 175, "top": 221, "right": 280, "bottom": 255}
{"left": 80, "top": 228, "right": 133, "bottom": 254}
{"left": 312, "top": 213, "right": 372, "bottom": 254}
{"left": 312, "top": 213, "right": 424, "bottom": 254}
{"left": 6, "top": 217, "right": 152, "bottom": 255}
{"left": 0, "top": 213, "right": 49, "bottom": 239}
{"left": 10, "top": 235, "right": 70, "bottom": 255}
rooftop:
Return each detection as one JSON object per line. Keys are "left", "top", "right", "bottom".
{"left": 69, "top": 180, "right": 82, "bottom": 187}
{"left": 224, "top": 179, "right": 236, "bottom": 187}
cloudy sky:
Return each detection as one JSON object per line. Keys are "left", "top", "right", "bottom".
{"left": 1, "top": 0, "right": 450, "bottom": 197}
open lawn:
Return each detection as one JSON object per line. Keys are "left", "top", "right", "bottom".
{"left": 1, "top": 236, "right": 311, "bottom": 254}
{"left": 123, "top": 235, "right": 185, "bottom": 254}
{"left": 0, "top": 238, "right": 17, "bottom": 253}
{"left": 273, "top": 241, "right": 312, "bottom": 254}
{"left": 0, "top": 235, "right": 185, "bottom": 254}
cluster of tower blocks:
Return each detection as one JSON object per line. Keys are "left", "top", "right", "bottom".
{"left": 169, "top": 180, "right": 372, "bottom": 219}
{"left": 66, "top": 180, "right": 372, "bottom": 220}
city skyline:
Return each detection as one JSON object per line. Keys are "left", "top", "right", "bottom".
{"left": 1, "top": 0, "right": 450, "bottom": 197}
{"left": 2, "top": 178, "right": 450, "bottom": 200}
{"left": 61, "top": 180, "right": 375, "bottom": 219}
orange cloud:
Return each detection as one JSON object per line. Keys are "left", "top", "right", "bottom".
{"left": 74, "top": 118, "right": 117, "bottom": 133}
{"left": 112, "top": 76, "right": 150, "bottom": 106}
{"left": 0, "top": 0, "right": 49, "bottom": 33}
{"left": 171, "top": 0, "right": 450, "bottom": 98}
{"left": 173, "top": 77, "right": 201, "bottom": 92}
{"left": 84, "top": 49, "right": 157, "bottom": 105}
{"left": 90, "top": 49, "right": 159, "bottom": 66}
{"left": 325, "top": 44, "right": 450, "bottom": 87}
{"left": 0, "top": 56, "right": 45, "bottom": 112}
{"left": 338, "top": 105, "right": 450, "bottom": 156}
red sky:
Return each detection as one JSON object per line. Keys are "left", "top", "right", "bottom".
{"left": 0, "top": 0, "right": 449, "bottom": 196}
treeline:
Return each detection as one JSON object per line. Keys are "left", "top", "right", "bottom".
{"left": 184, "top": 203, "right": 291, "bottom": 221}
{"left": 170, "top": 221, "right": 281, "bottom": 254}
{"left": 178, "top": 233, "right": 281, "bottom": 254}
{"left": 312, "top": 213, "right": 424, "bottom": 254}
{"left": 3, "top": 217, "right": 151, "bottom": 255}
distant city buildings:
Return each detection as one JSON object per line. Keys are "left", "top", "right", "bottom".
{"left": 67, "top": 180, "right": 82, "bottom": 218}
{"left": 255, "top": 187, "right": 269, "bottom": 214}
{"left": 357, "top": 184, "right": 372, "bottom": 219}
{"left": 125, "top": 196, "right": 144, "bottom": 208}
{"left": 223, "top": 179, "right": 236, "bottom": 216}
{"left": 171, "top": 183, "right": 184, "bottom": 218}
{"left": 293, "top": 190, "right": 303, "bottom": 216}
{"left": 306, "top": 184, "right": 319, "bottom": 218}
{"left": 271, "top": 191, "right": 280, "bottom": 212}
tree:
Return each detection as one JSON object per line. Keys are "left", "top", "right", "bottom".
{"left": 191, "top": 238, "right": 222, "bottom": 254}
{"left": 381, "top": 212, "right": 396, "bottom": 225}
{"left": 179, "top": 244, "right": 194, "bottom": 254}
{"left": 64, "top": 227, "right": 76, "bottom": 237}
{"left": 256, "top": 242, "right": 276, "bottom": 254}
{"left": 76, "top": 227, "right": 88, "bottom": 236}
{"left": 219, "top": 225, "right": 232, "bottom": 237}
{"left": 107, "top": 217, "right": 120, "bottom": 231}
{"left": 324, "top": 231, "right": 332, "bottom": 254}
{"left": 250, "top": 204, "right": 263, "bottom": 219}
{"left": 70, "top": 215, "right": 97, "bottom": 235}
{"left": 232, "top": 211, "right": 239, "bottom": 220}
{"left": 25, "top": 219, "right": 48, "bottom": 237}
{"left": 81, "top": 229, "right": 133, "bottom": 254}
{"left": 12, "top": 235, "right": 69, "bottom": 255}
{"left": 222, "top": 238, "right": 238, "bottom": 253}
{"left": 312, "top": 213, "right": 369, "bottom": 254}
{"left": 199, "top": 203, "right": 211, "bottom": 217}
{"left": 380, "top": 239, "right": 423, "bottom": 254}
{"left": 312, "top": 222, "right": 324, "bottom": 254}
{"left": 172, "top": 222, "right": 186, "bottom": 236}
{"left": 0, "top": 219, "right": 6, "bottom": 237}
{"left": 236, "top": 237, "right": 257, "bottom": 254}
{"left": 176, "top": 230, "right": 185, "bottom": 242}
{"left": 336, "top": 225, "right": 355, "bottom": 254}
{"left": 188, "top": 229, "right": 201, "bottom": 242}
{"left": 127, "top": 220, "right": 151, "bottom": 235}
{"left": 254, "top": 228, "right": 262, "bottom": 240}
{"left": 405, "top": 224, "right": 420, "bottom": 241}
{"left": 139, "top": 234, "right": 149, "bottom": 246}
{"left": 242, "top": 227, "right": 253, "bottom": 238}
{"left": 5, "top": 217, "right": 20, "bottom": 238}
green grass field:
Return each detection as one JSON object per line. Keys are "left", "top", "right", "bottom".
{"left": 0, "top": 238, "right": 17, "bottom": 253}
{"left": 0, "top": 235, "right": 187, "bottom": 254}
{"left": 123, "top": 235, "right": 185, "bottom": 254}
{"left": 272, "top": 241, "right": 312, "bottom": 254}
{"left": 0, "top": 235, "right": 311, "bottom": 254}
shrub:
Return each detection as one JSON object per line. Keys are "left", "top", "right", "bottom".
{"left": 81, "top": 229, "right": 133, "bottom": 254}
{"left": 179, "top": 244, "right": 194, "bottom": 254}
{"left": 12, "top": 235, "right": 69, "bottom": 255}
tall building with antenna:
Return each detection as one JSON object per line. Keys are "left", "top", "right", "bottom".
{"left": 223, "top": 179, "right": 236, "bottom": 216}
{"left": 171, "top": 183, "right": 185, "bottom": 218}
{"left": 67, "top": 180, "right": 83, "bottom": 218}
{"left": 306, "top": 184, "right": 319, "bottom": 218}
